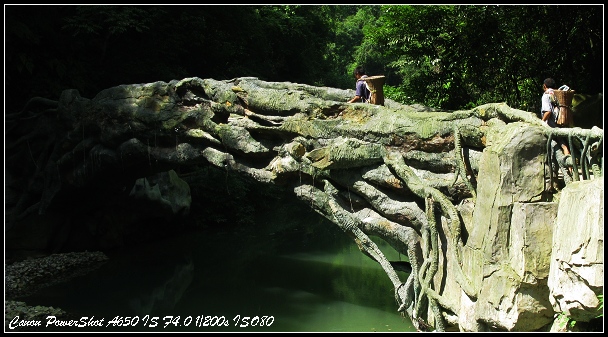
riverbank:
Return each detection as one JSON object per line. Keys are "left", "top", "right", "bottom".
{"left": 5, "top": 251, "right": 109, "bottom": 332}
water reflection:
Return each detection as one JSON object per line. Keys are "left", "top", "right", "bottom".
{"left": 19, "top": 221, "right": 415, "bottom": 332}
{"left": 128, "top": 257, "right": 195, "bottom": 316}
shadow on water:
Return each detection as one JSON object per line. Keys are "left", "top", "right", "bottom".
{"left": 17, "top": 198, "right": 416, "bottom": 332}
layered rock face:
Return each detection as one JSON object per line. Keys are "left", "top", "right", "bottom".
{"left": 440, "top": 123, "right": 603, "bottom": 331}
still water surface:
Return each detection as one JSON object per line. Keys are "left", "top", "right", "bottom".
{"left": 21, "top": 215, "right": 415, "bottom": 332}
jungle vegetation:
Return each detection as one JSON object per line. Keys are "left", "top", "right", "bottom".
{"left": 5, "top": 5, "right": 603, "bottom": 114}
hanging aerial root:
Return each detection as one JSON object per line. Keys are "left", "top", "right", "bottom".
{"left": 397, "top": 273, "right": 415, "bottom": 312}
{"left": 568, "top": 133, "right": 580, "bottom": 181}
{"left": 415, "top": 218, "right": 431, "bottom": 319}
{"left": 544, "top": 126, "right": 603, "bottom": 183}
{"left": 581, "top": 135, "right": 591, "bottom": 180}
{"left": 407, "top": 244, "right": 421, "bottom": 314}
{"left": 589, "top": 135, "right": 603, "bottom": 178}
{"left": 383, "top": 150, "right": 477, "bottom": 299}
{"left": 414, "top": 197, "right": 445, "bottom": 331}
{"left": 6, "top": 97, "right": 59, "bottom": 121}
{"left": 580, "top": 134, "right": 604, "bottom": 179}
{"left": 453, "top": 125, "right": 477, "bottom": 201}
{"left": 324, "top": 181, "right": 399, "bottom": 276}
{"left": 357, "top": 209, "right": 423, "bottom": 316}
{"left": 294, "top": 181, "right": 409, "bottom": 309}
{"left": 426, "top": 197, "right": 444, "bottom": 331}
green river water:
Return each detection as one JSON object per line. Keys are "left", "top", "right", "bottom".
{"left": 19, "top": 198, "right": 416, "bottom": 333}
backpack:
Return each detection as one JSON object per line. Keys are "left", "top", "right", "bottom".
{"left": 554, "top": 85, "right": 574, "bottom": 127}
{"left": 358, "top": 75, "right": 385, "bottom": 106}
{"left": 548, "top": 90, "right": 561, "bottom": 124}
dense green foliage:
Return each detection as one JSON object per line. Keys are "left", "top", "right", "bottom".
{"left": 5, "top": 5, "right": 603, "bottom": 114}
{"left": 362, "top": 5, "right": 603, "bottom": 111}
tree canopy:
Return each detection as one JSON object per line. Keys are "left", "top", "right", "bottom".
{"left": 4, "top": 5, "right": 603, "bottom": 114}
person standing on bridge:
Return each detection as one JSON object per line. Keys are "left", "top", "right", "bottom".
{"left": 540, "top": 77, "right": 570, "bottom": 157}
{"left": 540, "top": 77, "right": 572, "bottom": 189}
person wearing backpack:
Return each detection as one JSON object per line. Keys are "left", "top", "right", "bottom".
{"left": 541, "top": 78, "right": 570, "bottom": 154}
{"left": 540, "top": 78, "right": 561, "bottom": 128}
{"left": 540, "top": 77, "right": 572, "bottom": 186}
{"left": 347, "top": 66, "right": 371, "bottom": 103}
